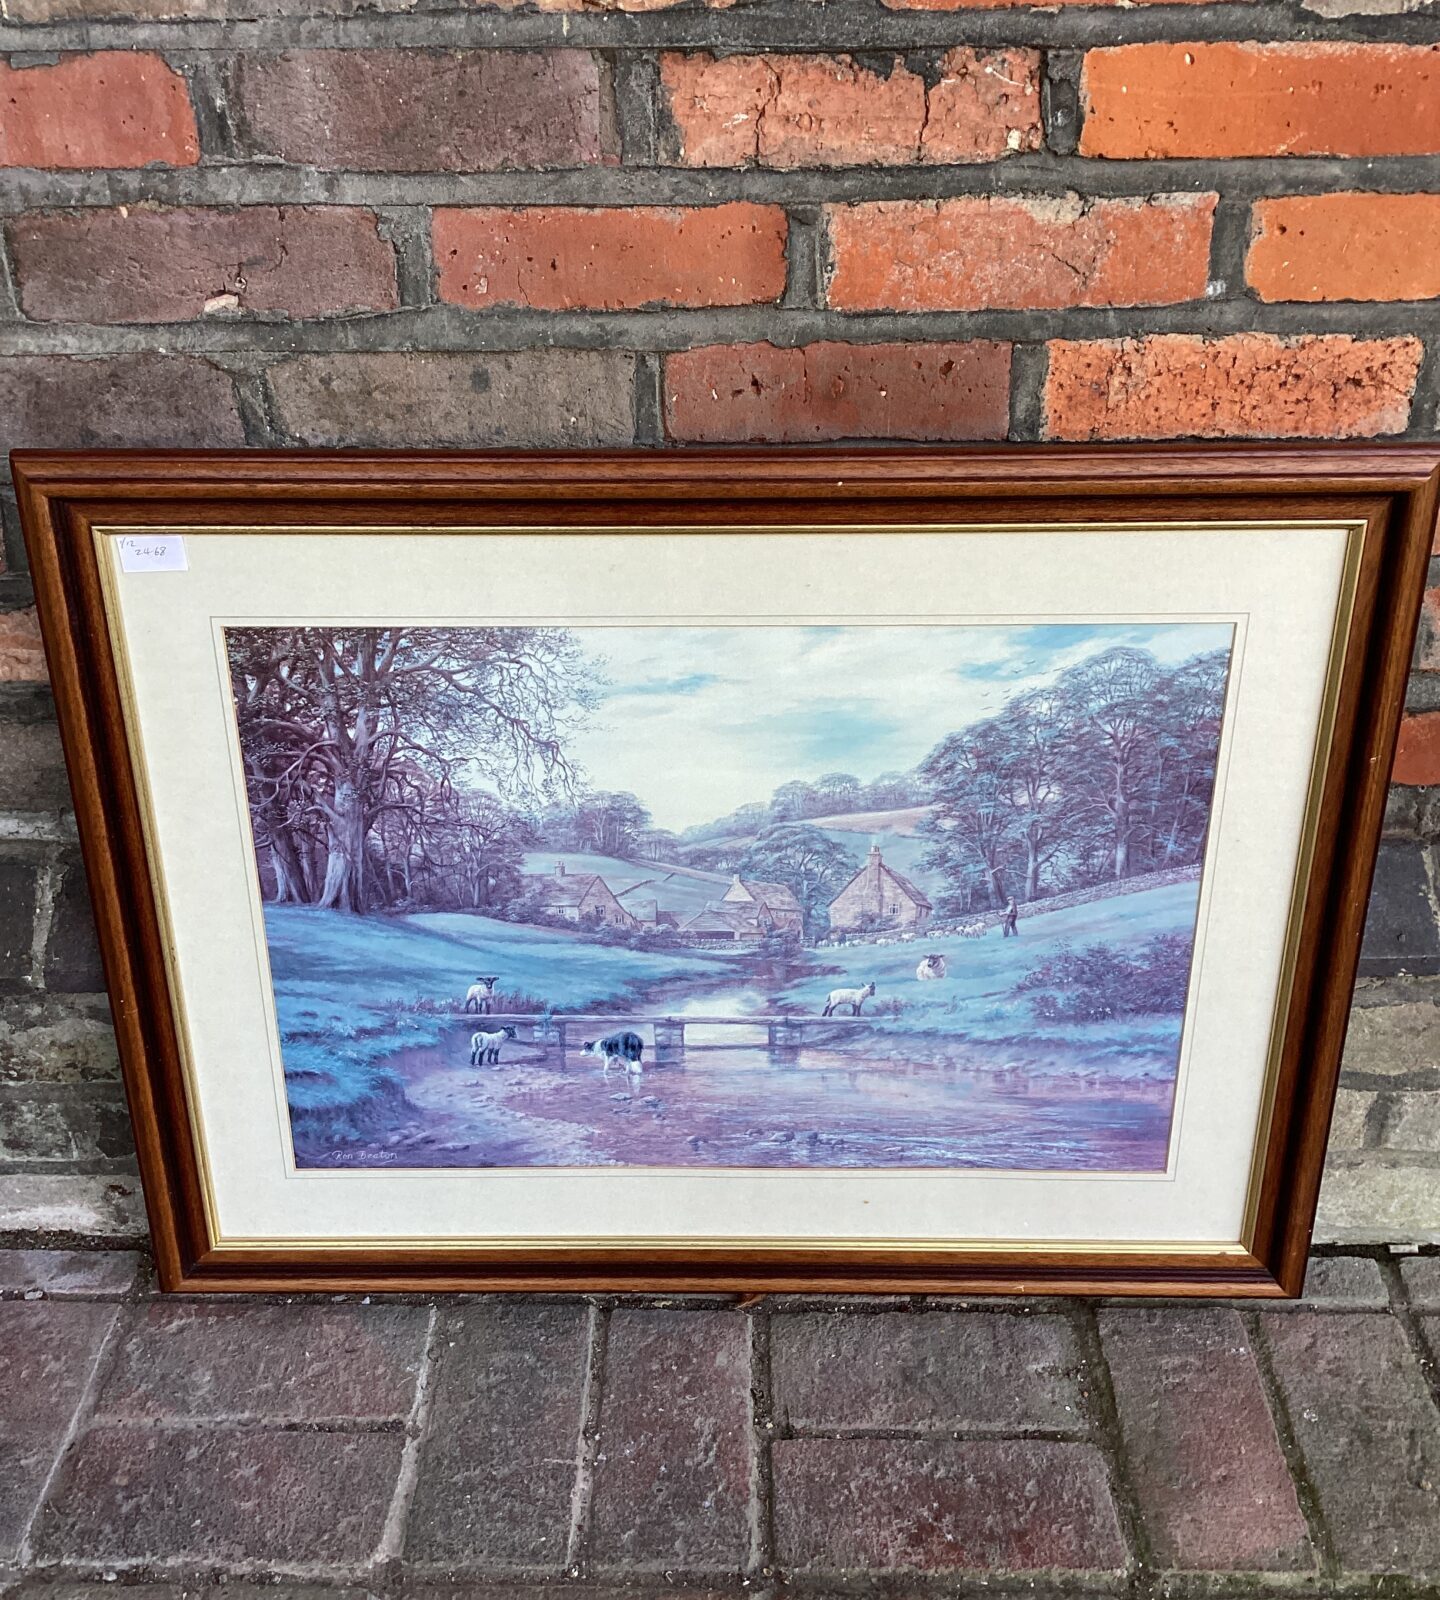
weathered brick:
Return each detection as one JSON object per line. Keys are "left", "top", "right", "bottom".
{"left": 1417, "top": 588, "right": 1440, "bottom": 670}
{"left": 826, "top": 194, "right": 1214, "bottom": 312}
{"left": 9, "top": 207, "right": 399, "bottom": 324}
{"left": 665, "top": 341, "right": 1010, "bottom": 443}
{"left": 96, "top": 1303, "right": 427, "bottom": 1423}
{"left": 0, "top": 1174, "right": 145, "bottom": 1238}
{"left": 0, "top": 53, "right": 198, "bottom": 170}
{"left": 1400, "top": 1256, "right": 1440, "bottom": 1306}
{"left": 1380, "top": 1091, "right": 1440, "bottom": 1151}
{"left": 773, "top": 1437, "right": 1125, "bottom": 1573}
{"left": 1316, "top": 1160, "right": 1440, "bottom": 1241}
{"left": 0, "top": 1086, "right": 133, "bottom": 1166}
{"left": 1100, "top": 1308, "right": 1309, "bottom": 1570}
{"left": 1248, "top": 194, "right": 1440, "bottom": 304}
{"left": 660, "top": 50, "right": 1041, "bottom": 168}
{"left": 0, "top": 610, "right": 46, "bottom": 683}
{"left": 591, "top": 1310, "right": 750, "bottom": 1571}
{"left": 406, "top": 1303, "right": 587, "bottom": 1568}
{"left": 772, "top": 1310, "right": 1083, "bottom": 1431}
{"left": 1263, "top": 1313, "right": 1440, "bottom": 1571}
{"left": 34, "top": 1424, "right": 403, "bottom": 1566}
{"left": 1080, "top": 43, "right": 1440, "bottom": 159}
{"left": 1326, "top": 1086, "right": 1376, "bottom": 1150}
{"left": 1043, "top": 334, "right": 1422, "bottom": 441}
{"left": 233, "top": 50, "right": 610, "bottom": 171}
{"left": 0, "top": 1248, "right": 138, "bottom": 1298}
{"left": 1344, "top": 996, "right": 1440, "bottom": 1076}
{"left": 0, "top": 356, "right": 244, "bottom": 453}
{"left": 434, "top": 204, "right": 787, "bottom": 311}
{"left": 43, "top": 858, "right": 104, "bottom": 996}
{"left": 1297, "top": 1254, "right": 1388, "bottom": 1306}
{"left": 0, "top": 995, "right": 118, "bottom": 1084}
{"left": 269, "top": 350, "right": 636, "bottom": 448}
{"left": 0, "top": 701, "right": 70, "bottom": 815}
{"left": 0, "top": 1301, "right": 117, "bottom": 1560}
{"left": 0, "top": 858, "right": 39, "bottom": 986}
{"left": 1396, "top": 713, "right": 1440, "bottom": 786}
{"left": 1359, "top": 841, "right": 1440, "bottom": 979}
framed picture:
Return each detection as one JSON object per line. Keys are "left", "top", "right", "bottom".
{"left": 15, "top": 445, "right": 1439, "bottom": 1297}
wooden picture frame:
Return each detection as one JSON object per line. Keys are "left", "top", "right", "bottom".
{"left": 14, "top": 443, "right": 1439, "bottom": 1298}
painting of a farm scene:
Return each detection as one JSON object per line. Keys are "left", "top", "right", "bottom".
{"left": 225, "top": 620, "right": 1232, "bottom": 1171}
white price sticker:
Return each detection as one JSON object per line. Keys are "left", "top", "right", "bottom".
{"left": 116, "top": 533, "right": 188, "bottom": 573}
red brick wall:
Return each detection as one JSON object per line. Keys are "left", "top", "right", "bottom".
{"left": 0, "top": 1, "right": 1437, "bottom": 1240}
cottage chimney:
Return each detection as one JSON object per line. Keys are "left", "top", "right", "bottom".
{"left": 866, "top": 842, "right": 884, "bottom": 909}
{"left": 555, "top": 861, "right": 565, "bottom": 878}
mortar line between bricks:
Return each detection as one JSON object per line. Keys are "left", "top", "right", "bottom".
{"left": 374, "top": 1304, "right": 441, "bottom": 1572}
{"left": 1066, "top": 1303, "right": 1154, "bottom": 1595}
{"left": 14, "top": 1298, "right": 121, "bottom": 1568}
{"left": 1380, "top": 1255, "right": 1440, "bottom": 1425}
{"left": 564, "top": 1298, "right": 609, "bottom": 1579}
{"left": 1239, "top": 1308, "right": 1339, "bottom": 1578}
{"left": 746, "top": 1307, "right": 777, "bottom": 1581}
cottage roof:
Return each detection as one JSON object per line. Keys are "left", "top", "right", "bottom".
{"left": 683, "top": 902, "right": 771, "bottom": 935}
{"left": 538, "top": 872, "right": 606, "bottom": 908}
{"left": 828, "top": 852, "right": 933, "bottom": 910}
{"left": 741, "top": 878, "right": 803, "bottom": 913}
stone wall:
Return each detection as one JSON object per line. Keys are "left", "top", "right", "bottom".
{"left": 0, "top": 0, "right": 1437, "bottom": 1244}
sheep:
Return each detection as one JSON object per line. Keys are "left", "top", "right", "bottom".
{"left": 916, "top": 953, "right": 947, "bottom": 982}
{"left": 822, "top": 981, "right": 876, "bottom": 1017}
{"left": 465, "top": 975, "right": 499, "bottom": 1014}
{"left": 470, "top": 1024, "right": 517, "bottom": 1066}
{"left": 582, "top": 1030, "right": 646, "bottom": 1076}
{"left": 956, "top": 920, "right": 986, "bottom": 940}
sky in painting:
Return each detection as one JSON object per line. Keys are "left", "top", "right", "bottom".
{"left": 558, "top": 621, "right": 1234, "bottom": 832}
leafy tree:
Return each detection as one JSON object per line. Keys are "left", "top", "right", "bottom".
{"left": 738, "top": 824, "right": 859, "bottom": 937}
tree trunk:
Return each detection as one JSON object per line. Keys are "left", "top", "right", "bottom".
{"left": 318, "top": 782, "right": 368, "bottom": 913}
{"left": 1024, "top": 834, "right": 1041, "bottom": 902}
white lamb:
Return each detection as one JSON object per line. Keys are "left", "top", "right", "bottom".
{"left": 470, "top": 1025, "right": 516, "bottom": 1066}
{"left": 822, "top": 981, "right": 876, "bottom": 1017}
{"left": 465, "top": 975, "right": 499, "bottom": 1014}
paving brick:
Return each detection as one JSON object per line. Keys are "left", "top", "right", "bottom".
{"left": 0, "top": 356, "right": 245, "bottom": 453}
{"left": 406, "top": 1302, "right": 587, "bottom": 1568}
{"left": 0, "top": 996, "right": 118, "bottom": 1085}
{"left": 42, "top": 858, "right": 103, "bottom": 996}
{"left": 660, "top": 50, "right": 1041, "bottom": 168}
{"left": 33, "top": 1424, "right": 403, "bottom": 1567}
{"left": 0, "top": 1248, "right": 138, "bottom": 1297}
{"left": 268, "top": 350, "right": 636, "bottom": 448}
{"left": 232, "top": 50, "right": 610, "bottom": 171}
{"left": 826, "top": 194, "right": 1214, "bottom": 312}
{"left": 96, "top": 1303, "right": 428, "bottom": 1424}
{"left": 1400, "top": 1256, "right": 1440, "bottom": 1306}
{"left": 0, "top": 1174, "right": 146, "bottom": 1239}
{"left": 0, "top": 1086, "right": 133, "bottom": 1167}
{"left": 9, "top": 207, "right": 399, "bottom": 324}
{"left": 0, "top": 1301, "right": 116, "bottom": 1560}
{"left": 1101, "top": 1308, "right": 1309, "bottom": 1570}
{"left": 1298, "top": 1255, "right": 1388, "bottom": 1306}
{"left": 0, "top": 53, "right": 198, "bottom": 170}
{"left": 0, "top": 611, "right": 46, "bottom": 684}
{"left": 1342, "top": 993, "right": 1440, "bottom": 1075}
{"left": 434, "top": 204, "right": 787, "bottom": 311}
{"left": 773, "top": 1437, "right": 1125, "bottom": 1573}
{"left": 665, "top": 341, "right": 1010, "bottom": 443}
{"left": 1263, "top": 1312, "right": 1440, "bottom": 1571}
{"left": 1044, "top": 334, "right": 1422, "bottom": 441}
{"left": 1418, "top": 588, "right": 1440, "bottom": 669}
{"left": 1248, "top": 194, "right": 1440, "bottom": 304}
{"left": 591, "top": 1310, "right": 750, "bottom": 1572}
{"left": 1080, "top": 43, "right": 1440, "bottom": 159}
{"left": 1359, "top": 841, "right": 1440, "bottom": 979}
{"left": 771, "top": 1310, "right": 1083, "bottom": 1432}
{"left": 1326, "top": 1086, "right": 1375, "bottom": 1150}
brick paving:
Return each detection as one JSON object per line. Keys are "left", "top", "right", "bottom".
{"left": 2, "top": 1250, "right": 1440, "bottom": 1596}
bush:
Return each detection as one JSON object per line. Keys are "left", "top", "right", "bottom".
{"left": 1013, "top": 934, "right": 1194, "bottom": 1023}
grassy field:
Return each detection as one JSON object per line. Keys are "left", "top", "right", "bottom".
{"left": 264, "top": 905, "right": 729, "bottom": 1138}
